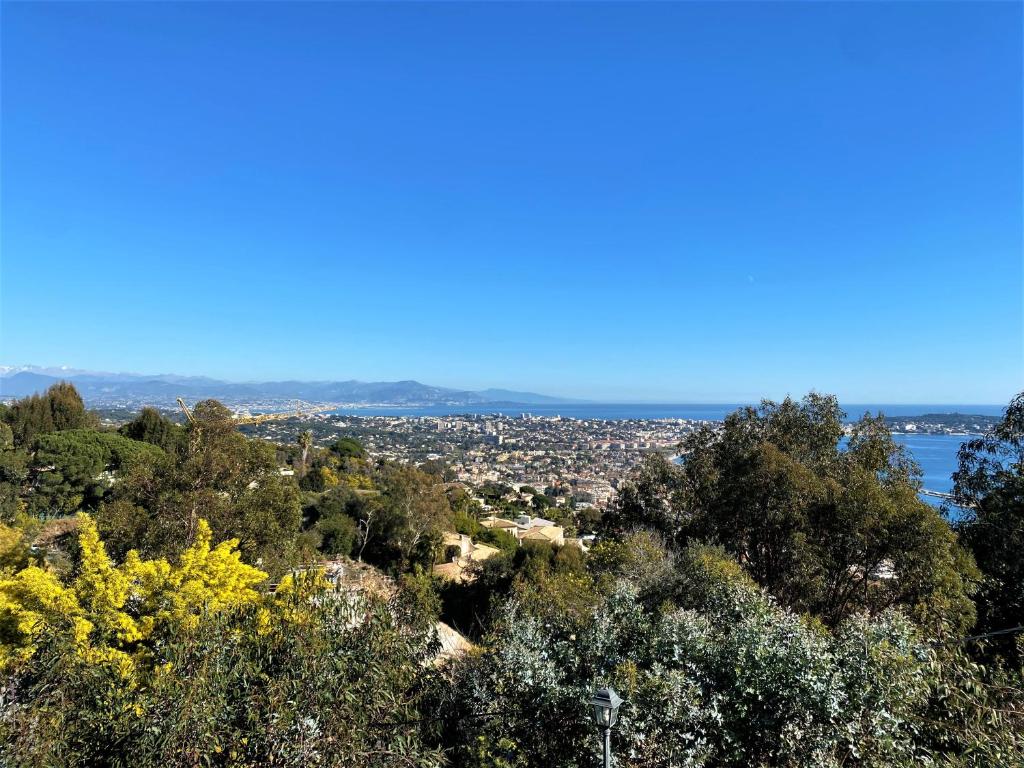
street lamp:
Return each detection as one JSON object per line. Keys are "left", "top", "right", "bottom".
{"left": 590, "top": 686, "right": 623, "bottom": 768}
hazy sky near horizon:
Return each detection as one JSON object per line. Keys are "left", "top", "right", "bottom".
{"left": 2, "top": 2, "right": 1021, "bottom": 403}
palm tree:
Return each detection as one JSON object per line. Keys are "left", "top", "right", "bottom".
{"left": 297, "top": 430, "right": 313, "bottom": 476}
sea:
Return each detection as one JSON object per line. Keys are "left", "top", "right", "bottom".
{"left": 326, "top": 403, "right": 1006, "bottom": 421}
{"left": 327, "top": 402, "right": 1002, "bottom": 515}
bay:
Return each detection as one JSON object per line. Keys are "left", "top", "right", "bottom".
{"left": 891, "top": 433, "right": 971, "bottom": 514}
{"left": 327, "top": 402, "right": 1005, "bottom": 420}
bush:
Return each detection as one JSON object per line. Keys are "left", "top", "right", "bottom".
{"left": 476, "top": 527, "right": 517, "bottom": 554}
{"left": 438, "top": 559, "right": 1023, "bottom": 768}
{"left": 1, "top": 579, "right": 445, "bottom": 768}
{"left": 318, "top": 513, "right": 358, "bottom": 557}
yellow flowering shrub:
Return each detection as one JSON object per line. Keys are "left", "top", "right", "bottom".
{"left": 319, "top": 466, "right": 340, "bottom": 488}
{"left": 0, "top": 522, "right": 32, "bottom": 572}
{"left": 345, "top": 472, "right": 375, "bottom": 490}
{"left": 0, "top": 565, "right": 87, "bottom": 669}
{"left": 0, "top": 514, "right": 267, "bottom": 673}
{"left": 269, "top": 568, "right": 334, "bottom": 626}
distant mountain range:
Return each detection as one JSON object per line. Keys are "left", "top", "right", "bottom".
{"left": 0, "top": 366, "right": 576, "bottom": 407}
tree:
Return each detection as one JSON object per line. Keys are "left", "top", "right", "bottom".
{"left": 439, "top": 540, "right": 590, "bottom": 639}
{"left": 443, "top": 576, "right": 921, "bottom": 768}
{"left": 0, "top": 521, "right": 33, "bottom": 572}
{"left": 589, "top": 529, "right": 681, "bottom": 604}
{"left": 602, "top": 452, "right": 686, "bottom": 538}
{"left": 361, "top": 465, "right": 452, "bottom": 571}
{"left": 119, "top": 407, "right": 185, "bottom": 453}
{"left": 476, "top": 526, "right": 518, "bottom": 555}
{"left": 2, "top": 382, "right": 94, "bottom": 447}
{"left": 953, "top": 391, "right": 1024, "bottom": 661}
{"left": 310, "top": 486, "right": 364, "bottom": 557}
{"left": 27, "top": 429, "right": 164, "bottom": 518}
{"left": 329, "top": 436, "right": 367, "bottom": 460}
{"left": 478, "top": 481, "right": 513, "bottom": 502}
{"left": 0, "top": 423, "right": 13, "bottom": 451}
{"left": 419, "top": 458, "right": 454, "bottom": 481}
{"left": 319, "top": 513, "right": 358, "bottom": 557}
{"left": 97, "top": 400, "right": 303, "bottom": 575}
{"left": 531, "top": 493, "right": 553, "bottom": 511}
{"left": 0, "top": 443, "right": 29, "bottom": 524}
{"left": 297, "top": 430, "right": 313, "bottom": 477}
{"left": 607, "top": 395, "right": 977, "bottom": 631}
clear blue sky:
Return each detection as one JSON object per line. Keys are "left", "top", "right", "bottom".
{"left": 2, "top": 2, "right": 1021, "bottom": 403}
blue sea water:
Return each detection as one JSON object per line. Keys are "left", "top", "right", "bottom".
{"left": 328, "top": 403, "right": 1005, "bottom": 420}
{"left": 890, "top": 433, "right": 968, "bottom": 497}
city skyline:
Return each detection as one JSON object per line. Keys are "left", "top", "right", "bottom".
{"left": 2, "top": 2, "right": 1021, "bottom": 403}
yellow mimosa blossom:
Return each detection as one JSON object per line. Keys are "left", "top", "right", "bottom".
{"left": 0, "top": 514, "right": 268, "bottom": 674}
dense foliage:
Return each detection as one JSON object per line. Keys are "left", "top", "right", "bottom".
{"left": 0, "top": 522, "right": 443, "bottom": 768}
{"left": 438, "top": 542, "right": 1023, "bottom": 768}
{"left": 440, "top": 539, "right": 593, "bottom": 639}
{"left": 953, "top": 392, "right": 1024, "bottom": 663}
{"left": 1, "top": 382, "right": 99, "bottom": 522}
{"left": 29, "top": 430, "right": 165, "bottom": 517}
{"left": 0, "top": 381, "right": 95, "bottom": 448}
{"left": 1, "top": 384, "right": 1022, "bottom": 767}
{"left": 303, "top": 462, "right": 459, "bottom": 574}
{"left": 0, "top": 514, "right": 265, "bottom": 672}
{"left": 605, "top": 394, "right": 977, "bottom": 633}
{"left": 118, "top": 406, "right": 186, "bottom": 453}
{"left": 95, "top": 400, "right": 305, "bottom": 575}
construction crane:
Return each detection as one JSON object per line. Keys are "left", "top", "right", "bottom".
{"left": 231, "top": 401, "right": 339, "bottom": 425}
{"left": 176, "top": 397, "right": 196, "bottom": 425}
{"left": 176, "top": 398, "right": 338, "bottom": 427}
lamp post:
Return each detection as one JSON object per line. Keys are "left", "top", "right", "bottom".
{"left": 590, "top": 686, "right": 623, "bottom": 768}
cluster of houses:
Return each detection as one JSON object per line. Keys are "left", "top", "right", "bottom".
{"left": 433, "top": 513, "right": 591, "bottom": 582}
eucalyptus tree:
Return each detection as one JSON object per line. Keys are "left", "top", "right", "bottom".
{"left": 98, "top": 400, "right": 303, "bottom": 575}
{"left": 953, "top": 391, "right": 1024, "bottom": 661}
{"left": 606, "top": 394, "right": 977, "bottom": 631}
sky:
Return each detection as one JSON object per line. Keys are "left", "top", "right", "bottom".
{"left": 1, "top": 2, "right": 1021, "bottom": 404}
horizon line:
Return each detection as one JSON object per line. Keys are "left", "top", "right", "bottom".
{"left": 0, "top": 364, "right": 1011, "bottom": 408}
